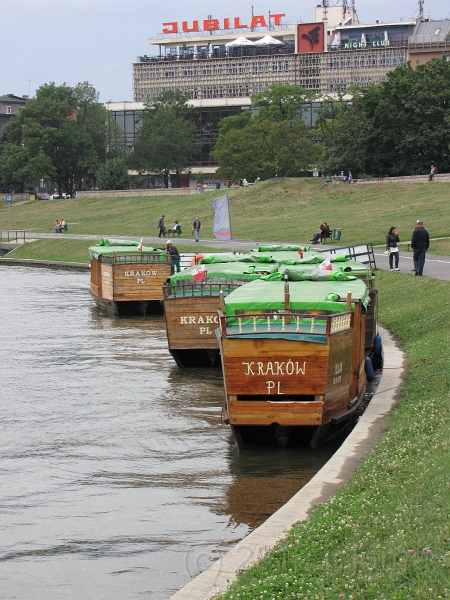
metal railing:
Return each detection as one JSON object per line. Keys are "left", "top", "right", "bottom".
{"left": 0, "top": 230, "right": 26, "bottom": 243}
{"left": 163, "top": 278, "right": 245, "bottom": 299}
{"left": 98, "top": 252, "right": 170, "bottom": 265}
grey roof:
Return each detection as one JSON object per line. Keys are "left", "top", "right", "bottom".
{"left": 411, "top": 20, "right": 450, "bottom": 43}
{"left": 0, "top": 94, "right": 28, "bottom": 104}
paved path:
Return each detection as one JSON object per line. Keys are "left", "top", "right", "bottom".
{"left": 373, "top": 250, "right": 450, "bottom": 280}
{"left": 10, "top": 232, "right": 450, "bottom": 281}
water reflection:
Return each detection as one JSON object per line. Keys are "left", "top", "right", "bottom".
{"left": 0, "top": 266, "right": 338, "bottom": 599}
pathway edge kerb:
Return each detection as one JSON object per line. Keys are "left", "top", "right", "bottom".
{"left": 0, "top": 258, "right": 90, "bottom": 270}
{"left": 170, "top": 324, "right": 406, "bottom": 600}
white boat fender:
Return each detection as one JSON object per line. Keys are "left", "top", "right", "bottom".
{"left": 365, "top": 356, "right": 374, "bottom": 381}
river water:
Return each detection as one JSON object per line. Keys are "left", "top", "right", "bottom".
{"left": 0, "top": 266, "right": 341, "bottom": 599}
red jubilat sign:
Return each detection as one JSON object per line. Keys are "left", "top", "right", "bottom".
{"left": 162, "top": 14, "right": 285, "bottom": 35}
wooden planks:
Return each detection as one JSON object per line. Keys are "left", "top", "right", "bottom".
{"left": 164, "top": 296, "right": 221, "bottom": 350}
{"left": 112, "top": 263, "right": 171, "bottom": 302}
{"left": 221, "top": 337, "right": 330, "bottom": 397}
{"left": 100, "top": 264, "right": 113, "bottom": 301}
{"left": 323, "top": 330, "right": 354, "bottom": 422}
{"left": 228, "top": 400, "right": 323, "bottom": 426}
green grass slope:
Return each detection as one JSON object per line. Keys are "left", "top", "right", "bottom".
{"left": 215, "top": 271, "right": 450, "bottom": 600}
{"left": 1, "top": 179, "right": 449, "bottom": 254}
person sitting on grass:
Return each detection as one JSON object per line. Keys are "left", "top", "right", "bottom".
{"left": 55, "top": 219, "right": 63, "bottom": 233}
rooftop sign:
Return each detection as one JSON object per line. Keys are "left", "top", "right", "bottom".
{"left": 162, "top": 14, "right": 285, "bottom": 35}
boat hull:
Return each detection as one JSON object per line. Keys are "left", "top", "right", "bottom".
{"left": 219, "top": 305, "right": 367, "bottom": 448}
{"left": 90, "top": 256, "right": 171, "bottom": 316}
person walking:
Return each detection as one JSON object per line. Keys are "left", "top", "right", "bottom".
{"left": 192, "top": 215, "right": 202, "bottom": 242}
{"left": 411, "top": 220, "right": 430, "bottom": 276}
{"left": 386, "top": 226, "right": 400, "bottom": 271}
{"left": 158, "top": 215, "right": 166, "bottom": 238}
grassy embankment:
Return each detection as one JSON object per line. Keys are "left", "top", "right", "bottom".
{"left": 214, "top": 271, "right": 450, "bottom": 600}
{"left": 2, "top": 181, "right": 449, "bottom": 597}
{"left": 1, "top": 178, "right": 449, "bottom": 261}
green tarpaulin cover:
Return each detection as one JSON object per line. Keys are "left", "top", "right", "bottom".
{"left": 224, "top": 279, "right": 369, "bottom": 316}
{"left": 168, "top": 261, "right": 279, "bottom": 286}
{"left": 89, "top": 239, "right": 166, "bottom": 260}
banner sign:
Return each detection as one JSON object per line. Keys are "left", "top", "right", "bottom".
{"left": 297, "top": 22, "right": 324, "bottom": 53}
{"left": 162, "top": 13, "right": 285, "bottom": 35}
{"left": 211, "top": 195, "right": 232, "bottom": 241}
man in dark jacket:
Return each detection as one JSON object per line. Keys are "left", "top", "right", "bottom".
{"left": 411, "top": 220, "right": 430, "bottom": 276}
{"left": 166, "top": 240, "right": 180, "bottom": 273}
{"left": 158, "top": 215, "right": 166, "bottom": 238}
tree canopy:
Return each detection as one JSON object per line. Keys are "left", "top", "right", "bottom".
{"left": 0, "top": 82, "right": 108, "bottom": 193}
{"left": 212, "top": 85, "right": 320, "bottom": 180}
{"left": 129, "top": 91, "right": 199, "bottom": 187}
{"left": 320, "top": 59, "right": 450, "bottom": 176}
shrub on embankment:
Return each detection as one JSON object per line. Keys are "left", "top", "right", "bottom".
{"left": 216, "top": 271, "right": 450, "bottom": 600}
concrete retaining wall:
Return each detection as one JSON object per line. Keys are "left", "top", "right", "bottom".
{"left": 75, "top": 188, "right": 198, "bottom": 199}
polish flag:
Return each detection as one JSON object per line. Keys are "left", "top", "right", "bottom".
{"left": 192, "top": 264, "right": 206, "bottom": 281}
{"left": 320, "top": 256, "right": 332, "bottom": 270}
{"left": 137, "top": 238, "right": 143, "bottom": 251}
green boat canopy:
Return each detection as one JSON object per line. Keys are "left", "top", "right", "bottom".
{"left": 89, "top": 239, "right": 166, "bottom": 260}
{"left": 224, "top": 279, "right": 369, "bottom": 316}
{"left": 168, "top": 260, "right": 280, "bottom": 286}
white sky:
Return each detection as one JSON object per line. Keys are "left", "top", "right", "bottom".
{"left": 1, "top": 0, "right": 446, "bottom": 103}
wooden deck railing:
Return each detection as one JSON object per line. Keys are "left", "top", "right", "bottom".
{"left": 218, "top": 310, "right": 353, "bottom": 338}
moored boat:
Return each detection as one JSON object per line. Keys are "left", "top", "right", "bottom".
{"left": 163, "top": 256, "right": 281, "bottom": 366}
{"left": 163, "top": 250, "right": 375, "bottom": 367}
{"left": 89, "top": 239, "right": 172, "bottom": 316}
{"left": 217, "top": 275, "right": 376, "bottom": 448}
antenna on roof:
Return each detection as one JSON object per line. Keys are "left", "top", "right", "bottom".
{"left": 418, "top": 0, "right": 424, "bottom": 21}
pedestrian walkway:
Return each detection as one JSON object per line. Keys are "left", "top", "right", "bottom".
{"left": 373, "top": 250, "right": 450, "bottom": 280}
{"left": 5, "top": 232, "right": 450, "bottom": 281}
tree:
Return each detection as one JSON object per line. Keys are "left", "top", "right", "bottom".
{"left": 252, "top": 84, "right": 316, "bottom": 122}
{"left": 212, "top": 84, "right": 320, "bottom": 180}
{"left": 212, "top": 119, "right": 321, "bottom": 181}
{"left": 130, "top": 92, "right": 198, "bottom": 187}
{"left": 0, "top": 82, "right": 108, "bottom": 193}
{"left": 320, "top": 59, "right": 450, "bottom": 176}
{"left": 96, "top": 157, "right": 131, "bottom": 190}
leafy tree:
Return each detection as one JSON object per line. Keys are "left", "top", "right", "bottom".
{"left": 96, "top": 157, "right": 131, "bottom": 190}
{"left": 252, "top": 84, "right": 316, "bottom": 122}
{"left": 213, "top": 84, "right": 320, "bottom": 180}
{"left": 321, "top": 59, "right": 450, "bottom": 176}
{"left": 0, "top": 82, "right": 108, "bottom": 193}
{"left": 212, "top": 119, "right": 320, "bottom": 181}
{"left": 130, "top": 92, "right": 198, "bottom": 187}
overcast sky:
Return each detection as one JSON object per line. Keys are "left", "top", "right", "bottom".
{"left": 1, "top": 0, "right": 446, "bottom": 104}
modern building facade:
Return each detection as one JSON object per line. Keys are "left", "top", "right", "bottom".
{"left": 105, "top": 1, "right": 450, "bottom": 179}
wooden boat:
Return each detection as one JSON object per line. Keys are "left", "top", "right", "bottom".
{"left": 217, "top": 276, "right": 375, "bottom": 448}
{"left": 163, "top": 257, "right": 280, "bottom": 367}
{"left": 89, "top": 239, "right": 172, "bottom": 316}
{"left": 163, "top": 251, "right": 374, "bottom": 367}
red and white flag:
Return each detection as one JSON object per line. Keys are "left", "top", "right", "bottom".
{"left": 192, "top": 264, "right": 206, "bottom": 281}
{"left": 320, "top": 256, "right": 332, "bottom": 271}
{"left": 137, "top": 238, "right": 143, "bottom": 251}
